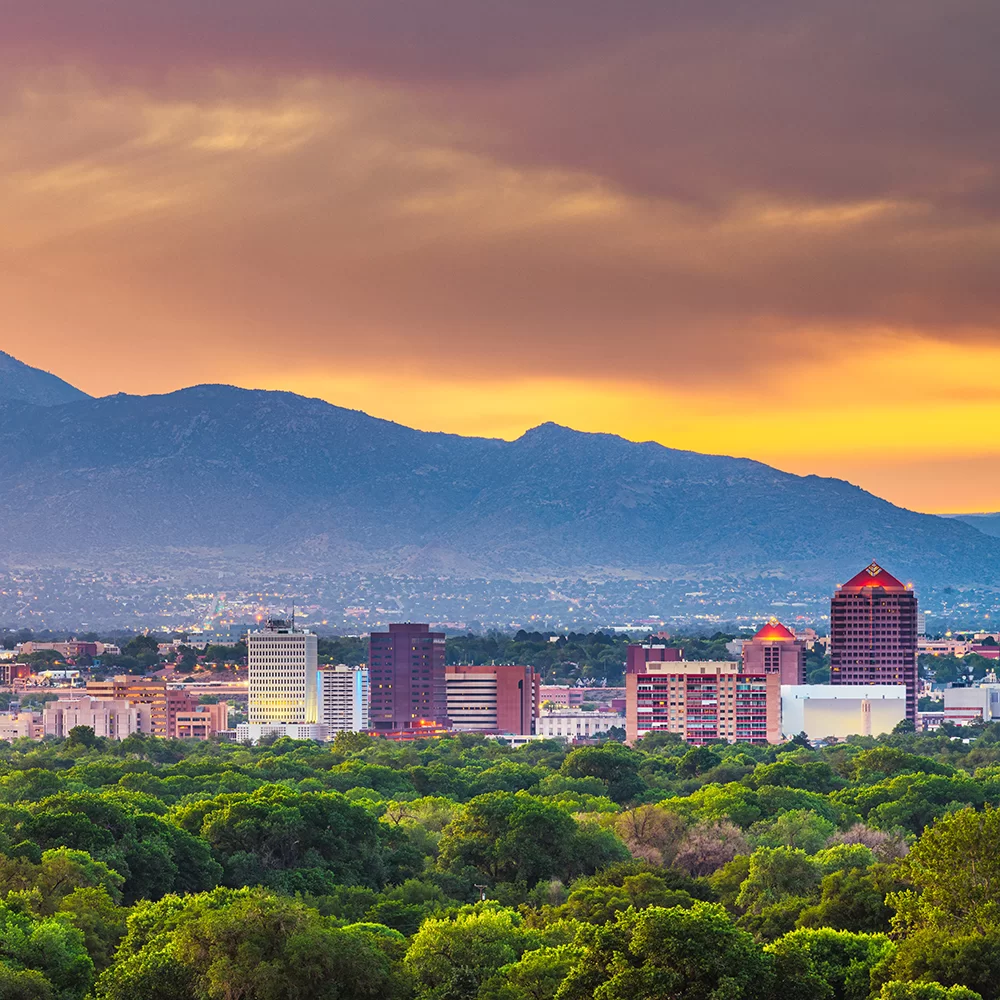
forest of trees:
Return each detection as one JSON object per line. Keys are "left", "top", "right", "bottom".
{"left": 0, "top": 724, "right": 999, "bottom": 998}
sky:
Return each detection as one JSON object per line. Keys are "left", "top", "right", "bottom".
{"left": 2, "top": 1, "right": 999, "bottom": 514}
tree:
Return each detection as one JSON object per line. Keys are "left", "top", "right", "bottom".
{"left": 879, "top": 984, "right": 982, "bottom": 1000}
{"left": 748, "top": 810, "right": 836, "bottom": 854}
{"left": 405, "top": 907, "right": 535, "bottom": 1000}
{"left": 66, "top": 727, "right": 99, "bottom": 750}
{"left": 735, "top": 848, "right": 820, "bottom": 914}
{"left": 438, "top": 792, "right": 578, "bottom": 886}
{"left": 0, "top": 964, "right": 55, "bottom": 1000}
{"left": 95, "top": 888, "right": 409, "bottom": 1000}
{"left": 674, "top": 821, "right": 750, "bottom": 877}
{"left": 892, "top": 805, "right": 1000, "bottom": 934}
{"left": 615, "top": 805, "right": 687, "bottom": 866}
{"left": 766, "top": 928, "right": 894, "bottom": 1000}
{"left": 889, "top": 930, "right": 1000, "bottom": 1000}
{"left": 560, "top": 745, "right": 646, "bottom": 804}
{"left": 173, "top": 785, "right": 388, "bottom": 890}
{"left": 480, "top": 944, "right": 581, "bottom": 1000}
{"left": 556, "top": 902, "right": 775, "bottom": 1000}
{"left": 0, "top": 901, "right": 94, "bottom": 1000}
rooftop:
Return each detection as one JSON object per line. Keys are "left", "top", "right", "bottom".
{"left": 839, "top": 561, "right": 908, "bottom": 593}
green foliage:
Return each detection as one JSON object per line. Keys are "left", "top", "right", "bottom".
{"left": 891, "top": 805, "right": 1000, "bottom": 935}
{"left": 405, "top": 907, "right": 536, "bottom": 1000}
{"left": 766, "top": 928, "right": 893, "bottom": 1000}
{"left": 557, "top": 901, "right": 775, "bottom": 1000}
{"left": 0, "top": 704, "right": 996, "bottom": 998}
{"left": 880, "top": 982, "right": 983, "bottom": 1000}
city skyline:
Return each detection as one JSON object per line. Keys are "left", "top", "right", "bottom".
{"left": 3, "top": 2, "right": 1000, "bottom": 513}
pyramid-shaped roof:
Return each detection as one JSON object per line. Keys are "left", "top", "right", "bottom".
{"left": 840, "top": 561, "right": 907, "bottom": 592}
{"left": 753, "top": 618, "right": 797, "bottom": 641}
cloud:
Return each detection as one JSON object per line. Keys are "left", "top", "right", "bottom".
{"left": 1, "top": 2, "right": 999, "bottom": 510}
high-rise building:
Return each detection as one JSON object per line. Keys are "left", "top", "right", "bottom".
{"left": 368, "top": 623, "right": 449, "bottom": 732}
{"left": 626, "top": 659, "right": 781, "bottom": 745}
{"left": 742, "top": 619, "right": 806, "bottom": 685}
{"left": 318, "top": 665, "right": 370, "bottom": 733}
{"left": 830, "top": 561, "right": 918, "bottom": 724}
{"left": 247, "top": 618, "right": 319, "bottom": 725}
{"left": 445, "top": 664, "right": 539, "bottom": 735}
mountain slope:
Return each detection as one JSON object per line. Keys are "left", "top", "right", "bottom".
{"left": 0, "top": 351, "right": 91, "bottom": 406}
{"left": 0, "top": 385, "right": 996, "bottom": 587}
{"left": 949, "top": 513, "right": 1000, "bottom": 539}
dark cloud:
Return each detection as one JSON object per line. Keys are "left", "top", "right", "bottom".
{"left": 1, "top": 0, "right": 999, "bottom": 388}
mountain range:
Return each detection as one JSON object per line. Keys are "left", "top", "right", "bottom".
{"left": 0, "top": 352, "right": 997, "bottom": 589}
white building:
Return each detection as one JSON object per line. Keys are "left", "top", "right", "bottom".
{"left": 247, "top": 618, "right": 319, "bottom": 725}
{"left": 43, "top": 696, "right": 151, "bottom": 740}
{"left": 235, "top": 722, "right": 330, "bottom": 744}
{"left": 318, "top": 665, "right": 369, "bottom": 733}
{"left": 536, "top": 709, "right": 623, "bottom": 741}
{"left": 942, "top": 684, "right": 1000, "bottom": 726}
{"left": 780, "top": 684, "right": 907, "bottom": 740}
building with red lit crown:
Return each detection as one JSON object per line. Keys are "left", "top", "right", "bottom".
{"left": 368, "top": 623, "right": 450, "bottom": 733}
{"left": 742, "top": 619, "right": 806, "bottom": 685}
{"left": 830, "top": 562, "right": 918, "bottom": 724}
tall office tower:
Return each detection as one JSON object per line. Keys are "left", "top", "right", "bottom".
{"left": 368, "top": 623, "right": 449, "bottom": 732}
{"left": 445, "top": 664, "right": 540, "bottom": 735}
{"left": 830, "top": 562, "right": 918, "bottom": 724}
{"left": 247, "top": 618, "right": 319, "bottom": 724}
{"left": 626, "top": 659, "right": 781, "bottom": 746}
{"left": 742, "top": 619, "right": 806, "bottom": 685}
{"left": 317, "top": 665, "right": 370, "bottom": 733}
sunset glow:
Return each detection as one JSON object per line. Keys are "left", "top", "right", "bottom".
{"left": 3, "top": 2, "right": 999, "bottom": 514}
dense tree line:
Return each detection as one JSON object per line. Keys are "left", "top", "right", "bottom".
{"left": 0, "top": 724, "right": 1000, "bottom": 997}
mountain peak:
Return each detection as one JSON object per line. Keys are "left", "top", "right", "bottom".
{"left": 0, "top": 350, "right": 92, "bottom": 406}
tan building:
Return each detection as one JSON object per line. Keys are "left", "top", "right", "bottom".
{"left": 742, "top": 619, "right": 806, "bottom": 685}
{"left": 0, "top": 712, "right": 44, "bottom": 740}
{"left": 173, "top": 702, "right": 230, "bottom": 739}
{"left": 626, "top": 658, "right": 781, "bottom": 746}
{"left": 44, "top": 696, "right": 151, "bottom": 740}
{"left": 781, "top": 684, "right": 907, "bottom": 740}
{"left": 85, "top": 677, "right": 202, "bottom": 737}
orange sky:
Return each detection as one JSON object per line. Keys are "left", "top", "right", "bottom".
{"left": 2, "top": 2, "right": 999, "bottom": 514}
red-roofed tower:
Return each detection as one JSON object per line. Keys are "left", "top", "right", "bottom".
{"left": 742, "top": 618, "right": 806, "bottom": 685}
{"left": 830, "top": 561, "right": 918, "bottom": 724}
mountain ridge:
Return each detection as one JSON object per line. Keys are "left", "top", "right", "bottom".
{"left": 0, "top": 351, "right": 92, "bottom": 407}
{"left": 0, "top": 380, "right": 996, "bottom": 589}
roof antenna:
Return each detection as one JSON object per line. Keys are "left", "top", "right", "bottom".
{"left": 291, "top": 603, "right": 295, "bottom": 630}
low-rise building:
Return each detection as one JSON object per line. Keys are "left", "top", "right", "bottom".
{"left": 535, "top": 708, "right": 623, "bottom": 741}
{"left": 173, "top": 702, "right": 230, "bottom": 739}
{"left": 780, "top": 684, "right": 907, "bottom": 740}
{"left": 44, "top": 695, "right": 152, "bottom": 740}
{"left": 0, "top": 712, "right": 43, "bottom": 740}
{"left": 942, "top": 684, "right": 1000, "bottom": 726}
{"left": 235, "top": 721, "right": 329, "bottom": 744}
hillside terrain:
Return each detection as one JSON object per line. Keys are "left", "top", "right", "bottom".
{"left": 0, "top": 372, "right": 997, "bottom": 588}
